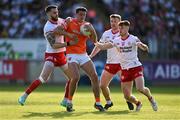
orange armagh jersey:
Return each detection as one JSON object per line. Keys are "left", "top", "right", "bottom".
{"left": 65, "top": 18, "right": 89, "bottom": 54}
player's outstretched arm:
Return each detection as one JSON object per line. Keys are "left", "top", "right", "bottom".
{"left": 89, "top": 46, "right": 101, "bottom": 58}
{"left": 136, "top": 42, "right": 149, "bottom": 52}
{"left": 94, "top": 42, "right": 114, "bottom": 50}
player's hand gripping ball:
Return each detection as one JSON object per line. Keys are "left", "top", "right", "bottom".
{"left": 80, "top": 23, "right": 91, "bottom": 36}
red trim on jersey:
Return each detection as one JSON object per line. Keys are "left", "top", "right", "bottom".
{"left": 49, "top": 20, "right": 58, "bottom": 24}
{"left": 121, "top": 34, "right": 129, "bottom": 41}
{"left": 111, "top": 29, "right": 119, "bottom": 34}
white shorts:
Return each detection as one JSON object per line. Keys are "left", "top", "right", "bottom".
{"left": 66, "top": 53, "right": 91, "bottom": 66}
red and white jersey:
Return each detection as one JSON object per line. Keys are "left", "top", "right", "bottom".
{"left": 113, "top": 34, "right": 142, "bottom": 69}
{"left": 43, "top": 18, "right": 66, "bottom": 53}
{"left": 100, "top": 29, "right": 121, "bottom": 64}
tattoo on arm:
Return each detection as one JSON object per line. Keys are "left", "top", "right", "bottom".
{"left": 53, "top": 26, "right": 67, "bottom": 35}
{"left": 46, "top": 32, "right": 55, "bottom": 47}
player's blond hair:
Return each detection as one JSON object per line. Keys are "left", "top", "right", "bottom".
{"left": 110, "top": 14, "right": 121, "bottom": 21}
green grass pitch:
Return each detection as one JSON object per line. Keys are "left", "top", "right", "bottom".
{"left": 0, "top": 85, "right": 180, "bottom": 120}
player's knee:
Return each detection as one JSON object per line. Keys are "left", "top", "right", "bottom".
{"left": 90, "top": 73, "right": 98, "bottom": 81}
{"left": 100, "top": 83, "right": 107, "bottom": 89}
{"left": 72, "top": 75, "right": 80, "bottom": 82}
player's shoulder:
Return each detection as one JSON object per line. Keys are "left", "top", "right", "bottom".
{"left": 43, "top": 21, "right": 55, "bottom": 32}
{"left": 129, "top": 34, "right": 137, "bottom": 38}
{"left": 102, "top": 29, "right": 112, "bottom": 36}
{"left": 69, "top": 18, "right": 78, "bottom": 23}
{"left": 104, "top": 29, "right": 112, "bottom": 33}
{"left": 128, "top": 34, "right": 138, "bottom": 40}
{"left": 44, "top": 20, "right": 54, "bottom": 27}
{"left": 58, "top": 17, "right": 65, "bottom": 22}
{"left": 44, "top": 21, "right": 51, "bottom": 29}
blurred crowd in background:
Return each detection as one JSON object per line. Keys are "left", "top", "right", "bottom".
{"left": 0, "top": 0, "right": 179, "bottom": 60}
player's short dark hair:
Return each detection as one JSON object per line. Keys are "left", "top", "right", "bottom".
{"left": 76, "top": 7, "right": 87, "bottom": 13}
{"left": 45, "top": 5, "right": 58, "bottom": 13}
{"left": 110, "top": 14, "right": 121, "bottom": 21}
{"left": 119, "top": 20, "right": 130, "bottom": 26}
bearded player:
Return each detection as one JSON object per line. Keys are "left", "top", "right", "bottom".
{"left": 18, "top": 5, "right": 78, "bottom": 106}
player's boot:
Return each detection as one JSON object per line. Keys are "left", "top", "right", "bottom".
{"left": 94, "top": 103, "right": 105, "bottom": 111}
{"left": 66, "top": 103, "right": 75, "bottom": 112}
{"left": 60, "top": 100, "right": 67, "bottom": 107}
{"left": 135, "top": 101, "right": 142, "bottom": 112}
{"left": 18, "top": 95, "right": 27, "bottom": 106}
{"left": 126, "top": 101, "right": 134, "bottom": 110}
{"left": 104, "top": 102, "right": 113, "bottom": 110}
{"left": 149, "top": 97, "right": 158, "bottom": 111}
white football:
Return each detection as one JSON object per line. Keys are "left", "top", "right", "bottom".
{"left": 80, "top": 23, "right": 91, "bottom": 36}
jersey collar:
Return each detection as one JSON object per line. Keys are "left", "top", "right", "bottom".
{"left": 121, "top": 34, "right": 130, "bottom": 41}
{"left": 111, "top": 29, "right": 119, "bottom": 34}
{"left": 49, "top": 20, "right": 58, "bottom": 24}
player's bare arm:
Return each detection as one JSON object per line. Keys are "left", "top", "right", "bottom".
{"left": 89, "top": 46, "right": 101, "bottom": 58}
{"left": 94, "top": 42, "right": 114, "bottom": 50}
{"left": 53, "top": 25, "right": 73, "bottom": 38}
{"left": 88, "top": 24, "right": 98, "bottom": 43}
{"left": 46, "top": 32, "right": 56, "bottom": 46}
{"left": 136, "top": 42, "right": 149, "bottom": 52}
{"left": 46, "top": 31, "right": 78, "bottom": 49}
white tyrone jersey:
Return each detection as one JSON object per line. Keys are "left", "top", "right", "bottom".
{"left": 100, "top": 29, "right": 121, "bottom": 64}
{"left": 43, "top": 18, "right": 66, "bottom": 53}
{"left": 113, "top": 34, "right": 142, "bottom": 69}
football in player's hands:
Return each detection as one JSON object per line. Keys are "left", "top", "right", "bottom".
{"left": 80, "top": 23, "right": 91, "bottom": 36}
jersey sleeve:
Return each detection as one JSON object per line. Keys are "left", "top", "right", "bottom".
{"left": 134, "top": 36, "right": 141, "bottom": 43}
{"left": 133, "top": 36, "right": 143, "bottom": 47}
{"left": 43, "top": 24, "right": 54, "bottom": 35}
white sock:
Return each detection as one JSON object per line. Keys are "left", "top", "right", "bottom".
{"left": 67, "top": 99, "right": 72, "bottom": 104}
{"left": 106, "top": 100, "right": 112, "bottom": 104}
{"left": 23, "top": 93, "right": 28, "bottom": 98}
{"left": 95, "top": 102, "right": 101, "bottom": 105}
{"left": 63, "top": 98, "right": 68, "bottom": 101}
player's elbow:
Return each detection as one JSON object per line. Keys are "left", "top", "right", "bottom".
{"left": 51, "top": 43, "right": 60, "bottom": 49}
{"left": 51, "top": 44, "right": 57, "bottom": 49}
